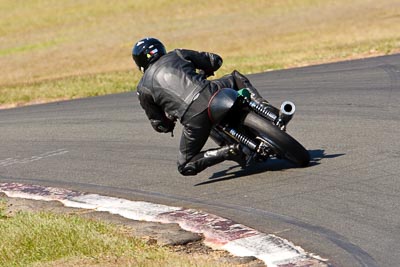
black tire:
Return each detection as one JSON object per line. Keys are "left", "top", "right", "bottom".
{"left": 243, "top": 111, "right": 310, "bottom": 167}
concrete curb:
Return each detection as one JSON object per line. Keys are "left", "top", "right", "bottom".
{"left": 0, "top": 182, "right": 329, "bottom": 267}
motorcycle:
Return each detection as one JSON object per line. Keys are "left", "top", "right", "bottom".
{"left": 208, "top": 88, "right": 310, "bottom": 168}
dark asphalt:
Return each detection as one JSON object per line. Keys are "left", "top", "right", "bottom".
{"left": 1, "top": 54, "right": 399, "bottom": 267}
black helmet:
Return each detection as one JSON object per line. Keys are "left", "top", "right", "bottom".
{"left": 132, "top": 37, "right": 166, "bottom": 72}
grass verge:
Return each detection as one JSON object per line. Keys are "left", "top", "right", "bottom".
{"left": 0, "top": 70, "right": 138, "bottom": 108}
{"left": 1, "top": 0, "right": 399, "bottom": 108}
{"left": 0, "top": 198, "right": 239, "bottom": 267}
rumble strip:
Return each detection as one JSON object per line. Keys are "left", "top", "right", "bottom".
{"left": 0, "top": 183, "right": 328, "bottom": 267}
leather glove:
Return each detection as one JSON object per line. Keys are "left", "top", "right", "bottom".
{"left": 150, "top": 118, "right": 176, "bottom": 133}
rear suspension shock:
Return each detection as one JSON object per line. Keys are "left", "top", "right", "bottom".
{"left": 222, "top": 126, "right": 257, "bottom": 151}
{"left": 248, "top": 101, "right": 278, "bottom": 122}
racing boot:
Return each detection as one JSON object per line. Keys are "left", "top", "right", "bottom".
{"left": 205, "top": 144, "right": 247, "bottom": 168}
{"left": 225, "top": 144, "right": 247, "bottom": 168}
{"left": 178, "top": 145, "right": 246, "bottom": 176}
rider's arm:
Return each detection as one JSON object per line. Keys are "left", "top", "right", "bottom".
{"left": 137, "top": 89, "right": 175, "bottom": 133}
{"left": 176, "top": 49, "right": 223, "bottom": 76}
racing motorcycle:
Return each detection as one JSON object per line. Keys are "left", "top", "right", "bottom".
{"left": 208, "top": 88, "right": 310, "bottom": 168}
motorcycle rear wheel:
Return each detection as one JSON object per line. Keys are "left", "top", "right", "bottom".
{"left": 243, "top": 111, "right": 310, "bottom": 167}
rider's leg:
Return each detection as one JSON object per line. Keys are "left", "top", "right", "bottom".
{"left": 177, "top": 110, "right": 245, "bottom": 176}
{"left": 178, "top": 145, "right": 245, "bottom": 176}
{"left": 209, "top": 128, "right": 227, "bottom": 146}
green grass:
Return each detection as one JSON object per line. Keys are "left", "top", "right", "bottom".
{"left": 0, "top": 0, "right": 399, "bottom": 108}
{"left": 0, "top": 198, "right": 232, "bottom": 267}
{"left": 0, "top": 70, "right": 137, "bottom": 106}
{"left": 0, "top": 202, "right": 154, "bottom": 266}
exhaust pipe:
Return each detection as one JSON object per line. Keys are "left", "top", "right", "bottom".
{"left": 278, "top": 101, "right": 296, "bottom": 129}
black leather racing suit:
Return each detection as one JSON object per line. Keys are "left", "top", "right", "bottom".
{"left": 137, "top": 49, "right": 263, "bottom": 175}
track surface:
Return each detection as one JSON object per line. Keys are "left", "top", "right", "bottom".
{"left": 1, "top": 54, "right": 399, "bottom": 266}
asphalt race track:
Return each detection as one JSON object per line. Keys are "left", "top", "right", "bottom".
{"left": 1, "top": 54, "right": 399, "bottom": 266}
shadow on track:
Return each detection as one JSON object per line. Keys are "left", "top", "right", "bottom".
{"left": 195, "top": 149, "right": 345, "bottom": 186}
{"left": 308, "top": 149, "right": 345, "bottom": 166}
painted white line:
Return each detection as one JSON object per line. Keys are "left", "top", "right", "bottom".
{"left": 0, "top": 149, "right": 69, "bottom": 167}
{"left": 0, "top": 183, "right": 328, "bottom": 267}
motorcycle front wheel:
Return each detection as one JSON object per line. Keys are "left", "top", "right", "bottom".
{"left": 243, "top": 111, "right": 310, "bottom": 167}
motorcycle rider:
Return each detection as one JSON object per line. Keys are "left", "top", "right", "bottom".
{"left": 132, "top": 37, "right": 276, "bottom": 176}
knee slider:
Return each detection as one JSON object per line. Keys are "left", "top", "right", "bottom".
{"left": 178, "top": 162, "right": 198, "bottom": 176}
